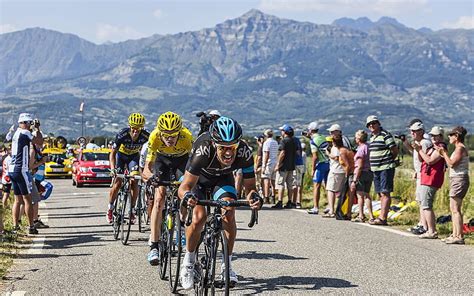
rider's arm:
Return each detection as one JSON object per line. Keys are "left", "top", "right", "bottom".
{"left": 142, "top": 160, "right": 154, "bottom": 182}
{"left": 109, "top": 149, "right": 117, "bottom": 170}
{"left": 178, "top": 171, "right": 200, "bottom": 207}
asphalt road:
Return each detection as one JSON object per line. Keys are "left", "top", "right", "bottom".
{"left": 3, "top": 179, "right": 474, "bottom": 295}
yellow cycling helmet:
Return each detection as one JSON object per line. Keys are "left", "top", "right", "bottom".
{"left": 157, "top": 111, "right": 182, "bottom": 132}
{"left": 128, "top": 113, "right": 145, "bottom": 128}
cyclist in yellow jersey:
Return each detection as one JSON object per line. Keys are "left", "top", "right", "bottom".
{"left": 142, "top": 111, "right": 193, "bottom": 266}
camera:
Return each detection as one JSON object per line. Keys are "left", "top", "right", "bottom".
{"left": 394, "top": 134, "right": 406, "bottom": 142}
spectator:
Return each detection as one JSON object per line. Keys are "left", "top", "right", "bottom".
{"left": 1, "top": 146, "right": 12, "bottom": 208}
{"left": 261, "top": 129, "right": 279, "bottom": 204}
{"left": 322, "top": 133, "right": 346, "bottom": 218}
{"left": 406, "top": 121, "right": 433, "bottom": 234}
{"left": 413, "top": 126, "right": 447, "bottom": 239}
{"left": 254, "top": 135, "right": 265, "bottom": 195}
{"left": 366, "top": 115, "right": 398, "bottom": 225}
{"left": 273, "top": 124, "right": 296, "bottom": 209}
{"left": 295, "top": 142, "right": 307, "bottom": 209}
{"left": 307, "top": 122, "right": 330, "bottom": 215}
{"left": 436, "top": 126, "right": 469, "bottom": 245}
{"left": 292, "top": 136, "right": 304, "bottom": 209}
{"left": 30, "top": 131, "right": 50, "bottom": 229}
{"left": 327, "top": 124, "right": 353, "bottom": 150}
{"left": 351, "top": 130, "right": 374, "bottom": 223}
{"left": 333, "top": 135, "right": 355, "bottom": 220}
{"left": 86, "top": 138, "right": 100, "bottom": 150}
{"left": 8, "top": 113, "right": 41, "bottom": 234}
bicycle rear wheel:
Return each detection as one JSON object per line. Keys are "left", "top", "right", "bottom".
{"left": 168, "top": 211, "right": 183, "bottom": 293}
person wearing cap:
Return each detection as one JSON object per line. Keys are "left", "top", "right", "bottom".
{"left": 306, "top": 122, "right": 329, "bottom": 215}
{"left": 273, "top": 124, "right": 296, "bottom": 209}
{"left": 412, "top": 126, "right": 447, "bottom": 239}
{"left": 261, "top": 129, "right": 279, "bottom": 204}
{"left": 366, "top": 115, "right": 398, "bottom": 225}
{"left": 407, "top": 121, "right": 433, "bottom": 234}
{"left": 327, "top": 124, "right": 353, "bottom": 151}
{"left": 7, "top": 113, "right": 41, "bottom": 235}
{"left": 435, "top": 126, "right": 469, "bottom": 245}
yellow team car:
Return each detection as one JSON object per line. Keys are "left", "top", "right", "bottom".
{"left": 43, "top": 148, "right": 73, "bottom": 178}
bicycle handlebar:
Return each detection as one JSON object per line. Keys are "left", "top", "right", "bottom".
{"left": 184, "top": 198, "right": 260, "bottom": 228}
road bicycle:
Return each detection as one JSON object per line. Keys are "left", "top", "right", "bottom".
{"left": 186, "top": 193, "right": 260, "bottom": 296}
{"left": 111, "top": 172, "right": 141, "bottom": 245}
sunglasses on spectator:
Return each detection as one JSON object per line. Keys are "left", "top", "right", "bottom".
{"left": 215, "top": 143, "right": 239, "bottom": 152}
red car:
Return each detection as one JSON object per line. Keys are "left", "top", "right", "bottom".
{"left": 72, "top": 148, "right": 112, "bottom": 187}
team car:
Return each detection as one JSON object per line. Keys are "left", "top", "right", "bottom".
{"left": 43, "top": 148, "right": 73, "bottom": 178}
{"left": 72, "top": 148, "right": 112, "bottom": 187}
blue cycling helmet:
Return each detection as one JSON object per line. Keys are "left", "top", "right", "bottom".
{"left": 209, "top": 116, "right": 242, "bottom": 145}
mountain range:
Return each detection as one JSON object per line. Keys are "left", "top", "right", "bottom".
{"left": 1, "top": 9, "right": 472, "bottom": 138}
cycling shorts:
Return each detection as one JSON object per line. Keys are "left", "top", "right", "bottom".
{"left": 154, "top": 154, "right": 188, "bottom": 182}
{"left": 312, "top": 162, "right": 329, "bottom": 184}
{"left": 116, "top": 152, "right": 140, "bottom": 173}
{"left": 192, "top": 173, "right": 237, "bottom": 201}
{"left": 9, "top": 171, "right": 33, "bottom": 196}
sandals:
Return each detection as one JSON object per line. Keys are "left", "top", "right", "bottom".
{"left": 322, "top": 213, "right": 335, "bottom": 218}
{"left": 369, "top": 218, "right": 387, "bottom": 226}
{"left": 352, "top": 216, "right": 366, "bottom": 223}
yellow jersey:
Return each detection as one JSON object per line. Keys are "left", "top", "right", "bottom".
{"left": 146, "top": 127, "right": 193, "bottom": 162}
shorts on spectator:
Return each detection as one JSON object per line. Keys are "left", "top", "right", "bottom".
{"left": 449, "top": 175, "right": 469, "bottom": 199}
{"left": 415, "top": 177, "right": 422, "bottom": 201}
{"left": 276, "top": 170, "right": 294, "bottom": 190}
{"left": 373, "top": 168, "right": 395, "bottom": 194}
{"left": 356, "top": 171, "right": 373, "bottom": 193}
{"left": 9, "top": 171, "right": 33, "bottom": 196}
{"left": 312, "top": 162, "right": 329, "bottom": 184}
{"left": 326, "top": 172, "right": 345, "bottom": 193}
{"left": 261, "top": 165, "right": 276, "bottom": 180}
{"left": 419, "top": 185, "right": 437, "bottom": 209}
{"left": 31, "top": 181, "right": 42, "bottom": 204}
{"left": 292, "top": 165, "right": 305, "bottom": 188}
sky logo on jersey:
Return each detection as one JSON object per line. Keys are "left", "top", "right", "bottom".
{"left": 237, "top": 147, "right": 252, "bottom": 161}
{"left": 195, "top": 145, "right": 210, "bottom": 157}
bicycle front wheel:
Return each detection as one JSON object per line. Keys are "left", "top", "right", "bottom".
{"left": 120, "top": 191, "right": 132, "bottom": 245}
{"left": 168, "top": 211, "right": 183, "bottom": 293}
{"left": 210, "top": 230, "right": 230, "bottom": 296}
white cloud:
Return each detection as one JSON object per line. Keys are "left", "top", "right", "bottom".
{"left": 153, "top": 9, "right": 163, "bottom": 19}
{"left": 442, "top": 16, "right": 474, "bottom": 29}
{"left": 259, "top": 0, "right": 428, "bottom": 15}
{"left": 0, "top": 24, "right": 18, "bottom": 34}
{"left": 96, "top": 23, "right": 146, "bottom": 43}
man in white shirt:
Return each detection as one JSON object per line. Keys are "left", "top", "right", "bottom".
{"left": 261, "top": 129, "right": 279, "bottom": 203}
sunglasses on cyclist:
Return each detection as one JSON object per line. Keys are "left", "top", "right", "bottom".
{"left": 161, "top": 130, "right": 180, "bottom": 138}
{"left": 215, "top": 143, "right": 239, "bottom": 152}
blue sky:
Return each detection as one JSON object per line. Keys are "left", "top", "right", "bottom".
{"left": 1, "top": 0, "right": 472, "bottom": 43}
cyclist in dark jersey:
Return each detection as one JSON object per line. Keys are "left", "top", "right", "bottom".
{"left": 178, "top": 117, "right": 262, "bottom": 290}
{"left": 107, "top": 113, "right": 149, "bottom": 224}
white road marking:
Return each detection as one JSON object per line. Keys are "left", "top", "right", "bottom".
{"left": 27, "top": 237, "right": 46, "bottom": 255}
{"left": 292, "top": 208, "right": 416, "bottom": 237}
{"left": 50, "top": 192, "right": 103, "bottom": 197}
{"left": 6, "top": 291, "right": 27, "bottom": 296}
